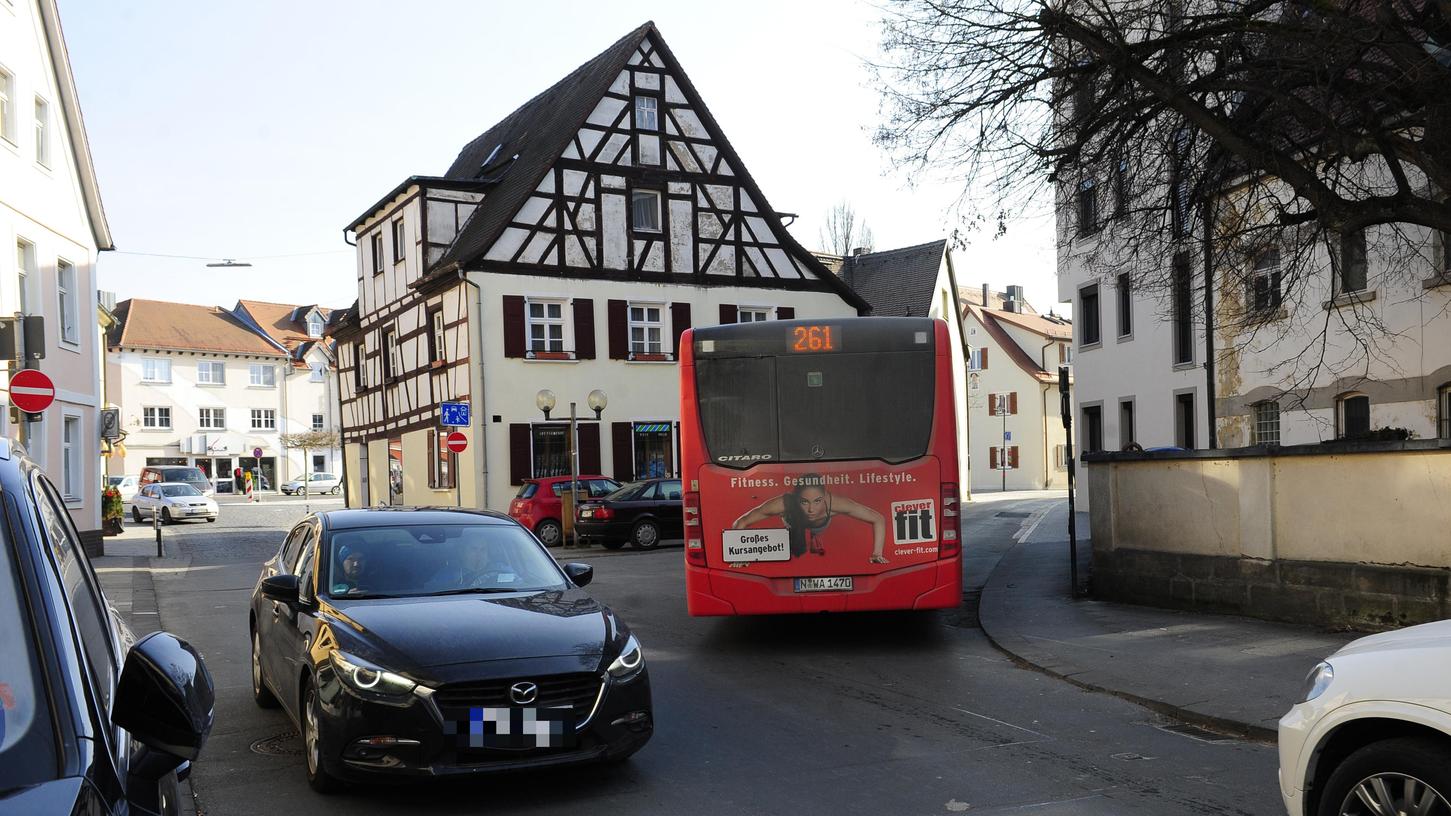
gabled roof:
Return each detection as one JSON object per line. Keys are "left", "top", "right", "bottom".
{"left": 108, "top": 299, "right": 287, "bottom": 357}
{"left": 416, "top": 22, "right": 868, "bottom": 311}
{"left": 989, "top": 308, "right": 1073, "bottom": 340}
{"left": 965, "top": 304, "right": 1065, "bottom": 384}
{"left": 233, "top": 300, "right": 342, "bottom": 366}
{"left": 834, "top": 240, "right": 948, "bottom": 317}
{"left": 37, "top": 0, "right": 111, "bottom": 250}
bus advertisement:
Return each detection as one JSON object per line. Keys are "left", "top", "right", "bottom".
{"left": 679, "top": 317, "right": 962, "bottom": 615}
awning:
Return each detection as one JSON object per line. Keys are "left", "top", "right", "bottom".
{"left": 633, "top": 423, "right": 671, "bottom": 433}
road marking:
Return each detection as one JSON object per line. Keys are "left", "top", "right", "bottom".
{"left": 951, "top": 705, "right": 1049, "bottom": 738}
{"left": 1015, "top": 506, "right": 1052, "bottom": 543}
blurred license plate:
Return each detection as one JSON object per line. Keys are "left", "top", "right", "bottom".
{"left": 456, "top": 706, "right": 576, "bottom": 750}
{"left": 794, "top": 576, "right": 853, "bottom": 593}
{"left": 580, "top": 509, "right": 594, "bottom": 518}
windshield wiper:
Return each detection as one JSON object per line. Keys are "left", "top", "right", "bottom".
{"left": 423, "top": 587, "right": 531, "bottom": 597}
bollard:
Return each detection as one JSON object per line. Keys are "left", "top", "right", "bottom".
{"left": 153, "top": 504, "right": 162, "bottom": 557}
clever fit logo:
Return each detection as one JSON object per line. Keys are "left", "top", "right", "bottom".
{"left": 891, "top": 499, "right": 936, "bottom": 544}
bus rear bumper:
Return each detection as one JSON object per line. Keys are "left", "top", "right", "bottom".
{"left": 685, "top": 558, "right": 962, "bottom": 616}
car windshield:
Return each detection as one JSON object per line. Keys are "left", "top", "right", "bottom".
{"left": 323, "top": 524, "right": 567, "bottom": 599}
{"left": 0, "top": 526, "right": 59, "bottom": 792}
{"left": 107, "top": 476, "right": 122, "bottom": 486}
{"left": 159, "top": 468, "right": 208, "bottom": 484}
{"left": 159, "top": 484, "right": 203, "bottom": 497}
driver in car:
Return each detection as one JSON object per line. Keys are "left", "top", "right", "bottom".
{"left": 333, "top": 550, "right": 373, "bottom": 595}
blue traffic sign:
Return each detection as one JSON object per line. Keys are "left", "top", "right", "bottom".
{"left": 1003, "top": 431, "right": 1012, "bottom": 441}
{"left": 440, "top": 401, "right": 471, "bottom": 427}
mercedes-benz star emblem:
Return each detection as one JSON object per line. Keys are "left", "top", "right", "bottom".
{"left": 509, "top": 681, "right": 539, "bottom": 705}
{"left": 811, "top": 444, "right": 825, "bottom": 459}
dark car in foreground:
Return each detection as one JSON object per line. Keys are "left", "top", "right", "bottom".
{"left": 575, "top": 478, "right": 684, "bottom": 550}
{"left": 248, "top": 508, "right": 652, "bottom": 792}
{"left": 0, "top": 440, "right": 215, "bottom": 815}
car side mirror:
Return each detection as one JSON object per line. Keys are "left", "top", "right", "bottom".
{"left": 563, "top": 562, "right": 593, "bottom": 587}
{"left": 112, "top": 632, "right": 215, "bottom": 778}
{"left": 260, "top": 574, "right": 301, "bottom": 604}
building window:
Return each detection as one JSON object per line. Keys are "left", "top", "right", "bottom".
{"left": 1176, "top": 392, "right": 1197, "bottom": 449}
{"left": 634, "top": 422, "right": 675, "bottom": 478}
{"left": 1438, "top": 384, "right": 1451, "bottom": 439}
{"left": 353, "top": 342, "right": 367, "bottom": 389}
{"left": 737, "top": 307, "right": 769, "bottom": 323}
{"left": 311, "top": 413, "right": 325, "bottom": 432}
{"left": 1337, "top": 230, "right": 1368, "bottom": 294}
{"left": 1172, "top": 253, "right": 1193, "bottom": 364}
{"left": 1337, "top": 393, "right": 1370, "bottom": 439}
{"left": 313, "top": 454, "right": 326, "bottom": 473}
{"left": 1116, "top": 272, "right": 1132, "bottom": 337}
{"left": 1252, "top": 400, "right": 1280, "bottom": 445}
{"left": 383, "top": 328, "right": 401, "bottom": 378}
{"left": 199, "top": 408, "right": 225, "bottom": 430}
{"left": 62, "top": 416, "right": 77, "bottom": 498}
{"left": 142, "top": 358, "right": 172, "bottom": 383}
{"left": 142, "top": 407, "right": 171, "bottom": 429}
{"left": 1440, "top": 231, "right": 1451, "bottom": 277}
{"left": 1171, "top": 128, "right": 1192, "bottom": 237}
{"left": 1079, "top": 284, "right": 1100, "bottom": 346}
{"left": 531, "top": 424, "right": 568, "bottom": 477}
{"left": 196, "top": 361, "right": 225, "bottom": 385}
{"left": 429, "top": 430, "right": 456, "bottom": 489}
{"left": 0, "top": 67, "right": 12, "bottom": 144}
{"left": 306, "top": 312, "right": 324, "bottom": 338}
{"left": 33, "top": 97, "right": 48, "bottom": 166}
{"left": 249, "top": 364, "right": 276, "bottom": 388}
{"left": 1119, "top": 400, "right": 1135, "bottom": 449}
{"left": 371, "top": 232, "right": 384, "bottom": 275}
{"left": 634, "top": 95, "right": 659, "bottom": 131}
{"left": 16, "top": 239, "right": 34, "bottom": 314}
{"left": 56, "top": 259, "right": 76, "bottom": 344}
{"left": 1113, "top": 156, "right": 1129, "bottom": 218}
{"left": 1082, "top": 405, "right": 1103, "bottom": 453}
{"left": 428, "top": 307, "right": 446, "bottom": 363}
{"left": 526, "top": 300, "right": 565, "bottom": 353}
{"left": 1250, "top": 248, "right": 1282, "bottom": 314}
{"left": 392, "top": 217, "right": 406, "bottom": 262}
{"left": 631, "top": 189, "right": 662, "bottom": 233}
{"left": 988, "top": 392, "right": 1018, "bottom": 416}
{"left": 309, "top": 361, "right": 325, "bottom": 382}
{"left": 1077, "top": 179, "right": 1099, "bottom": 236}
{"left": 251, "top": 409, "right": 277, "bottom": 431}
{"left": 1054, "top": 444, "right": 1069, "bottom": 470}
{"left": 968, "top": 347, "right": 987, "bottom": 371}
{"left": 628, "top": 303, "right": 664, "bottom": 355}
{"left": 989, "top": 446, "right": 1020, "bottom": 470}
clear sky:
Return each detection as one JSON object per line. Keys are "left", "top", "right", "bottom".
{"left": 61, "top": 0, "right": 1063, "bottom": 315}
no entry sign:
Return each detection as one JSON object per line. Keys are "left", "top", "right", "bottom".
{"left": 10, "top": 369, "right": 55, "bottom": 413}
{"left": 446, "top": 431, "right": 468, "bottom": 454}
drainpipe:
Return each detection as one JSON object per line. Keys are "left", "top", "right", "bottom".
{"left": 455, "top": 265, "right": 490, "bottom": 510}
{"left": 1202, "top": 196, "right": 1218, "bottom": 449}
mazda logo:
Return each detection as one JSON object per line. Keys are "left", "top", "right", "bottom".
{"left": 509, "top": 681, "right": 539, "bottom": 705}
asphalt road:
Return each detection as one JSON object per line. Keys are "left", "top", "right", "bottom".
{"left": 138, "top": 495, "right": 1281, "bottom": 815}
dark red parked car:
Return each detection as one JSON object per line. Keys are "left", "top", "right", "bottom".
{"left": 508, "top": 475, "right": 620, "bottom": 546}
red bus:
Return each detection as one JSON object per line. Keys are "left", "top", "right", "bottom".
{"left": 679, "top": 317, "right": 962, "bottom": 616}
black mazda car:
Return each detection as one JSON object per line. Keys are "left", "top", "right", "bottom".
{"left": 247, "top": 508, "right": 652, "bottom": 792}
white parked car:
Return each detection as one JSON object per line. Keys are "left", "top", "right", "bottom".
{"left": 131, "top": 482, "right": 219, "bottom": 524}
{"left": 107, "top": 474, "right": 139, "bottom": 502}
{"left": 1279, "top": 620, "right": 1451, "bottom": 815}
{"left": 281, "top": 472, "right": 340, "bottom": 496}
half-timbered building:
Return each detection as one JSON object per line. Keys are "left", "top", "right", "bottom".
{"left": 332, "top": 22, "right": 867, "bottom": 519}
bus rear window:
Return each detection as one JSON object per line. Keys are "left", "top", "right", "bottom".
{"left": 696, "top": 351, "right": 935, "bottom": 466}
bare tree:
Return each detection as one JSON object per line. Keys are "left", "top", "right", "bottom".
{"left": 279, "top": 429, "right": 342, "bottom": 498}
{"left": 873, "top": 0, "right": 1451, "bottom": 404}
{"left": 819, "top": 200, "right": 876, "bottom": 256}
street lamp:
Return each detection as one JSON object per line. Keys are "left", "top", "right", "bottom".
{"left": 535, "top": 388, "right": 607, "bottom": 548}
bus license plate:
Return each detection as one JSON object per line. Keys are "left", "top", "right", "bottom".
{"left": 794, "top": 576, "right": 853, "bottom": 593}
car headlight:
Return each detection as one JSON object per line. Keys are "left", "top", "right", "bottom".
{"left": 330, "top": 651, "right": 420, "bottom": 702}
{"left": 1297, "top": 661, "right": 1334, "bottom": 703}
{"left": 607, "top": 634, "right": 644, "bottom": 680}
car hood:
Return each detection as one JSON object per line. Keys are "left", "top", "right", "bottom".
{"left": 325, "top": 589, "right": 615, "bottom": 673}
{"left": 1332, "top": 619, "right": 1451, "bottom": 659}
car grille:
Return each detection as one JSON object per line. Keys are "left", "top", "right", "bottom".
{"left": 432, "top": 673, "right": 602, "bottom": 721}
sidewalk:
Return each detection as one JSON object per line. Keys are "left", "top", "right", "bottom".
{"left": 978, "top": 503, "right": 1357, "bottom": 740}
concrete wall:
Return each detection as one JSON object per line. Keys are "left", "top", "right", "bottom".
{"left": 1087, "top": 441, "right": 1451, "bottom": 629}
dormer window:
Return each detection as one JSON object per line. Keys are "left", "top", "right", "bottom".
{"left": 307, "top": 312, "right": 324, "bottom": 338}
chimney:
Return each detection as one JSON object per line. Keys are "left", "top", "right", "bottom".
{"left": 98, "top": 290, "right": 117, "bottom": 312}
{"left": 852, "top": 247, "right": 868, "bottom": 256}
{"left": 981, "top": 283, "right": 989, "bottom": 306}
{"left": 1007, "top": 285, "right": 1025, "bottom": 302}
{"left": 1003, "top": 299, "right": 1017, "bottom": 313}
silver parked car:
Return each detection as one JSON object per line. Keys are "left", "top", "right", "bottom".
{"left": 132, "top": 482, "right": 219, "bottom": 524}
{"left": 281, "top": 472, "right": 341, "bottom": 496}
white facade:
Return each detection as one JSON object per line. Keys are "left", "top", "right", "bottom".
{"left": 0, "top": 0, "right": 112, "bottom": 537}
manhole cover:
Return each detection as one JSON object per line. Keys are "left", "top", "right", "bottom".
{"left": 1155, "top": 722, "right": 1236, "bottom": 743}
{"left": 996, "top": 511, "right": 1030, "bottom": 518}
{"left": 250, "top": 729, "right": 303, "bottom": 756}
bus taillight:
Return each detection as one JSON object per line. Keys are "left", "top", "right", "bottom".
{"left": 940, "top": 483, "right": 961, "bottom": 558}
{"left": 684, "top": 491, "right": 706, "bottom": 567}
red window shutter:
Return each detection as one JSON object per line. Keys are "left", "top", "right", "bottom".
{"left": 574, "top": 298, "right": 595, "bottom": 359}
{"left": 611, "top": 422, "right": 634, "bottom": 482}
{"left": 989, "top": 447, "right": 998, "bottom": 469}
{"left": 1009, "top": 392, "right": 1018, "bottom": 415}
{"left": 1009, "top": 446, "right": 1020, "bottom": 469}
{"left": 578, "top": 423, "right": 601, "bottom": 475}
{"left": 509, "top": 424, "right": 532, "bottom": 485}
{"left": 503, "top": 296, "right": 526, "bottom": 358}
{"left": 981, "top": 347, "right": 989, "bottom": 369}
{"left": 776, "top": 306, "right": 795, "bottom": 320}
{"left": 608, "top": 299, "right": 629, "bottom": 359}
{"left": 670, "top": 302, "right": 691, "bottom": 357}
{"left": 719, "top": 304, "right": 737, "bottom": 325}
{"left": 988, "top": 394, "right": 998, "bottom": 416}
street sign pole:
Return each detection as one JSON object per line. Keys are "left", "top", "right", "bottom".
{"left": 569, "top": 402, "right": 580, "bottom": 549}
{"left": 1060, "top": 366, "right": 1078, "bottom": 596}
{"left": 1000, "top": 395, "right": 1008, "bottom": 492}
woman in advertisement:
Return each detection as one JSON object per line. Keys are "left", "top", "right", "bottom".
{"left": 731, "top": 474, "right": 888, "bottom": 565}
